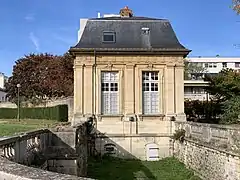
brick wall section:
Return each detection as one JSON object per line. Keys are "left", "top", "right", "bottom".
{"left": 174, "top": 122, "right": 240, "bottom": 180}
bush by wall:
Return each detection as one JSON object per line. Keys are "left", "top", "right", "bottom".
{"left": 0, "top": 105, "right": 68, "bottom": 122}
{"left": 185, "top": 100, "right": 222, "bottom": 124}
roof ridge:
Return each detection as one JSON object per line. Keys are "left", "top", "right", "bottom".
{"left": 89, "top": 16, "right": 168, "bottom": 21}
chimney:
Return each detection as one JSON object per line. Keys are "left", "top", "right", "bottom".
{"left": 119, "top": 6, "right": 133, "bottom": 17}
{"left": 141, "top": 27, "right": 151, "bottom": 48}
{"left": 97, "top": 12, "right": 101, "bottom": 18}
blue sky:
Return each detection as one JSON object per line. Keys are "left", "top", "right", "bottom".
{"left": 0, "top": 0, "right": 240, "bottom": 76}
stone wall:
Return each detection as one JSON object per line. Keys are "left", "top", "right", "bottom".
{"left": 48, "top": 123, "right": 88, "bottom": 177}
{"left": 174, "top": 122, "right": 240, "bottom": 180}
{"left": 175, "top": 122, "right": 240, "bottom": 153}
{"left": 92, "top": 119, "right": 175, "bottom": 160}
{"left": 0, "top": 157, "right": 93, "bottom": 180}
{"left": 95, "top": 134, "right": 172, "bottom": 160}
{"left": 0, "top": 122, "right": 89, "bottom": 179}
{"left": 0, "top": 102, "right": 17, "bottom": 108}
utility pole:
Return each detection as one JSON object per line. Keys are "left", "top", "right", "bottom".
{"left": 17, "top": 84, "right": 21, "bottom": 122}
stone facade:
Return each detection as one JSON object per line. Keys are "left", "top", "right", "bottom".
{"left": 73, "top": 55, "right": 186, "bottom": 123}
{"left": 95, "top": 134, "right": 173, "bottom": 160}
{"left": 72, "top": 54, "right": 186, "bottom": 160}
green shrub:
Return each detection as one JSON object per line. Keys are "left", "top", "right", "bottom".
{"left": 0, "top": 108, "right": 17, "bottom": 119}
{"left": 185, "top": 100, "right": 222, "bottom": 123}
{"left": 0, "top": 105, "right": 68, "bottom": 122}
{"left": 173, "top": 129, "right": 186, "bottom": 143}
{"left": 220, "top": 96, "right": 240, "bottom": 124}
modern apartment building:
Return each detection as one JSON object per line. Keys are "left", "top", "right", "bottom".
{"left": 184, "top": 57, "right": 240, "bottom": 101}
{"left": 0, "top": 72, "right": 8, "bottom": 102}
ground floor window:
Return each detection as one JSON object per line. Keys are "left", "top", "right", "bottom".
{"left": 142, "top": 71, "right": 159, "bottom": 114}
{"left": 101, "top": 71, "right": 119, "bottom": 114}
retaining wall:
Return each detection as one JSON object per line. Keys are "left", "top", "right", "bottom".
{"left": 174, "top": 122, "right": 240, "bottom": 180}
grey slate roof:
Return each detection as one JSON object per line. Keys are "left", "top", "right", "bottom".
{"left": 72, "top": 16, "right": 189, "bottom": 52}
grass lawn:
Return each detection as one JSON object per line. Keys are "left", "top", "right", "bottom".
{"left": 88, "top": 156, "right": 201, "bottom": 180}
{"left": 0, "top": 119, "right": 59, "bottom": 137}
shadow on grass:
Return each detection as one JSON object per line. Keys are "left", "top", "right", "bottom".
{"left": 88, "top": 155, "right": 156, "bottom": 180}
{"left": 87, "top": 156, "right": 201, "bottom": 180}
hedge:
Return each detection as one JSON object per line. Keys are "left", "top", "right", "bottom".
{"left": 0, "top": 105, "right": 68, "bottom": 122}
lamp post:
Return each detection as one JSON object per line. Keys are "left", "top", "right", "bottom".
{"left": 17, "top": 84, "right": 21, "bottom": 121}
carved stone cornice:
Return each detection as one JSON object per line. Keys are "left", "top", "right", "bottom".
{"left": 103, "top": 62, "right": 114, "bottom": 70}
{"left": 147, "top": 62, "right": 154, "bottom": 70}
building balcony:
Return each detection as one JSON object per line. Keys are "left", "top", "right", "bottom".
{"left": 184, "top": 80, "right": 209, "bottom": 87}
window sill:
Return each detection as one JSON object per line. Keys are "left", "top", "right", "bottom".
{"left": 97, "top": 114, "right": 124, "bottom": 121}
{"left": 98, "top": 114, "right": 124, "bottom": 117}
{"left": 139, "top": 114, "right": 165, "bottom": 117}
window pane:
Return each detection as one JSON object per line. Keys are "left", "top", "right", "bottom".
{"left": 150, "top": 72, "right": 158, "bottom": 80}
{"left": 143, "top": 92, "right": 151, "bottom": 114}
{"left": 151, "top": 83, "right": 158, "bottom": 91}
{"left": 143, "top": 83, "right": 149, "bottom": 91}
{"left": 103, "top": 32, "right": 115, "bottom": 42}
{"left": 151, "top": 92, "right": 159, "bottom": 113}
{"left": 101, "top": 83, "right": 109, "bottom": 91}
{"left": 101, "top": 71, "right": 119, "bottom": 114}
{"left": 110, "top": 93, "right": 118, "bottom": 114}
{"left": 101, "top": 72, "right": 110, "bottom": 81}
{"left": 143, "top": 72, "right": 149, "bottom": 80}
{"left": 110, "top": 83, "right": 118, "bottom": 91}
{"left": 102, "top": 92, "right": 110, "bottom": 114}
{"left": 142, "top": 71, "right": 159, "bottom": 114}
{"left": 110, "top": 72, "right": 118, "bottom": 81}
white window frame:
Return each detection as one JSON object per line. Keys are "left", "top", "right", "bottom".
{"left": 235, "top": 62, "right": 240, "bottom": 68}
{"left": 142, "top": 71, "right": 159, "bottom": 114}
{"left": 101, "top": 71, "right": 119, "bottom": 115}
{"left": 102, "top": 31, "right": 116, "bottom": 43}
{"left": 205, "top": 63, "right": 217, "bottom": 68}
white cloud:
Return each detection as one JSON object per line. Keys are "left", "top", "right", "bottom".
{"left": 25, "top": 14, "right": 35, "bottom": 22}
{"left": 29, "top": 32, "right": 40, "bottom": 51}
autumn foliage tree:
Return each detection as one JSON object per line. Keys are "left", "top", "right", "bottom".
{"left": 6, "top": 53, "right": 74, "bottom": 104}
{"left": 233, "top": 0, "right": 240, "bottom": 14}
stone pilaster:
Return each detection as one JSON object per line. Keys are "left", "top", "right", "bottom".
{"left": 124, "top": 64, "right": 135, "bottom": 118}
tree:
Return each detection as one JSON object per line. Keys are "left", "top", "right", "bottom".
{"left": 204, "top": 69, "right": 240, "bottom": 124}
{"left": 204, "top": 69, "right": 240, "bottom": 101}
{"left": 5, "top": 53, "right": 74, "bottom": 105}
{"left": 233, "top": 0, "right": 240, "bottom": 14}
{"left": 184, "top": 59, "right": 207, "bottom": 80}
{"left": 220, "top": 96, "right": 240, "bottom": 124}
